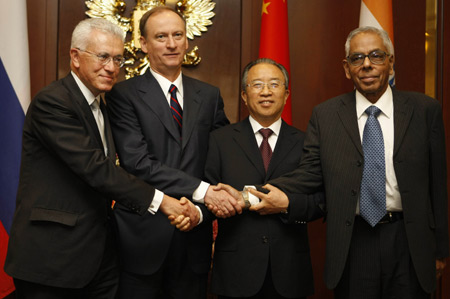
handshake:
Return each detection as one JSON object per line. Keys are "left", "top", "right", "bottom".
{"left": 160, "top": 183, "right": 289, "bottom": 232}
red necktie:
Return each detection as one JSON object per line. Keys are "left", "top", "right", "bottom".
{"left": 259, "top": 128, "right": 273, "bottom": 172}
{"left": 169, "top": 84, "right": 182, "bottom": 135}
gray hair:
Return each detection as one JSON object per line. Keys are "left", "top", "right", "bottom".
{"left": 344, "top": 26, "right": 394, "bottom": 57}
{"left": 241, "top": 58, "right": 289, "bottom": 91}
{"left": 71, "top": 18, "right": 125, "bottom": 49}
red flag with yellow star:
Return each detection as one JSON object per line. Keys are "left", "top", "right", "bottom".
{"left": 259, "top": 0, "right": 292, "bottom": 124}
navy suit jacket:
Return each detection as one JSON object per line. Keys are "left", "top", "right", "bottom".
{"left": 106, "top": 70, "right": 229, "bottom": 275}
{"left": 204, "top": 118, "right": 324, "bottom": 297}
{"left": 270, "top": 89, "right": 449, "bottom": 292}
{"left": 5, "top": 74, "right": 155, "bottom": 288}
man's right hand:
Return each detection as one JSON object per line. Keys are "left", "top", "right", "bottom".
{"left": 205, "top": 183, "right": 243, "bottom": 218}
{"left": 159, "top": 194, "right": 189, "bottom": 217}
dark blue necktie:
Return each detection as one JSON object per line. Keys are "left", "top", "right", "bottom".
{"left": 360, "top": 106, "right": 386, "bottom": 227}
{"left": 169, "top": 84, "right": 182, "bottom": 134}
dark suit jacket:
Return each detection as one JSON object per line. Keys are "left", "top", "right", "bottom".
{"left": 4, "top": 74, "right": 155, "bottom": 288}
{"left": 204, "top": 118, "right": 324, "bottom": 298}
{"left": 106, "top": 70, "right": 229, "bottom": 275}
{"left": 269, "top": 89, "right": 449, "bottom": 292}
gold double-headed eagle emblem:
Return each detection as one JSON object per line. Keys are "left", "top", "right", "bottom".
{"left": 85, "top": 0, "right": 216, "bottom": 79}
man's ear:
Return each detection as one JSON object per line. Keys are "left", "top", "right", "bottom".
{"left": 140, "top": 36, "right": 148, "bottom": 54}
{"left": 70, "top": 48, "right": 81, "bottom": 68}
{"left": 342, "top": 59, "right": 352, "bottom": 80}
{"left": 241, "top": 90, "right": 248, "bottom": 106}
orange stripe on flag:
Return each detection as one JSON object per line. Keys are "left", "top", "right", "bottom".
{"left": 362, "top": 0, "right": 394, "bottom": 43}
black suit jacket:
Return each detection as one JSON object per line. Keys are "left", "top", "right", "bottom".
{"left": 106, "top": 70, "right": 229, "bottom": 275}
{"left": 270, "top": 89, "right": 449, "bottom": 292}
{"left": 5, "top": 74, "right": 155, "bottom": 288}
{"left": 204, "top": 118, "right": 324, "bottom": 298}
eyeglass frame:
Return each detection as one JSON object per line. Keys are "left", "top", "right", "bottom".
{"left": 246, "top": 80, "right": 286, "bottom": 91}
{"left": 76, "top": 48, "right": 126, "bottom": 68}
{"left": 346, "top": 50, "right": 391, "bottom": 67}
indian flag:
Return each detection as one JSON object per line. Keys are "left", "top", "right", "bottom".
{"left": 359, "top": 0, "right": 395, "bottom": 86}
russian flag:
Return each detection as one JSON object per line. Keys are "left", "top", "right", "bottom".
{"left": 359, "top": 0, "right": 395, "bottom": 86}
{"left": 0, "top": 0, "right": 30, "bottom": 296}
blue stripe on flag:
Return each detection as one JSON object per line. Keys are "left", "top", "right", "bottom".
{"left": 0, "top": 57, "right": 25, "bottom": 234}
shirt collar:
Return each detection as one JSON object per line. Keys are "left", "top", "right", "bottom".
{"left": 356, "top": 85, "right": 393, "bottom": 120}
{"left": 71, "top": 71, "right": 98, "bottom": 106}
{"left": 249, "top": 116, "right": 282, "bottom": 137}
{"left": 149, "top": 68, "right": 183, "bottom": 96}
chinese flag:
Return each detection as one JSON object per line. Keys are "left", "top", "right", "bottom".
{"left": 259, "top": 0, "right": 292, "bottom": 124}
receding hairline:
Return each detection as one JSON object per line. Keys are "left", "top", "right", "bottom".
{"left": 139, "top": 6, "right": 186, "bottom": 39}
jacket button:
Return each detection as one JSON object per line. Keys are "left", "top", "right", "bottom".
{"left": 262, "top": 236, "right": 268, "bottom": 243}
{"left": 346, "top": 220, "right": 352, "bottom": 226}
{"left": 351, "top": 190, "right": 357, "bottom": 196}
{"left": 356, "top": 160, "right": 362, "bottom": 166}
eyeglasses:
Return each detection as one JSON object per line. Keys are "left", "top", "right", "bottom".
{"left": 76, "top": 48, "right": 125, "bottom": 68}
{"left": 346, "top": 50, "right": 390, "bottom": 66}
{"left": 247, "top": 80, "right": 284, "bottom": 91}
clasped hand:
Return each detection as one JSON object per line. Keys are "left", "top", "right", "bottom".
{"left": 160, "top": 195, "right": 199, "bottom": 232}
{"left": 206, "top": 183, "right": 289, "bottom": 217}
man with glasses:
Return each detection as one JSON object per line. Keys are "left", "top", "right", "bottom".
{"left": 220, "top": 26, "right": 448, "bottom": 298}
{"left": 196, "top": 58, "right": 324, "bottom": 299}
{"left": 5, "top": 18, "right": 187, "bottom": 298}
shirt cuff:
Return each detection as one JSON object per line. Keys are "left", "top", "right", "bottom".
{"left": 147, "top": 189, "right": 164, "bottom": 214}
{"left": 192, "top": 181, "right": 210, "bottom": 204}
{"left": 195, "top": 205, "right": 203, "bottom": 225}
{"left": 244, "top": 185, "right": 260, "bottom": 206}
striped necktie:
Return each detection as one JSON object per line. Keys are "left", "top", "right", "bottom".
{"left": 169, "top": 84, "right": 182, "bottom": 135}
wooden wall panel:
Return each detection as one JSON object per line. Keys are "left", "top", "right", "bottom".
{"left": 26, "top": 0, "right": 58, "bottom": 98}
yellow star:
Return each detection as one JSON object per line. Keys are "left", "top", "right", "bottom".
{"left": 262, "top": 1, "right": 271, "bottom": 15}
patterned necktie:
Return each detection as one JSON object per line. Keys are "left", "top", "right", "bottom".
{"left": 169, "top": 84, "right": 182, "bottom": 134}
{"left": 91, "top": 97, "right": 107, "bottom": 156}
{"left": 360, "top": 106, "right": 386, "bottom": 227}
{"left": 259, "top": 128, "right": 273, "bottom": 173}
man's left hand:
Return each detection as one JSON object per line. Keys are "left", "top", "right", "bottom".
{"left": 168, "top": 197, "right": 200, "bottom": 232}
{"left": 248, "top": 184, "right": 289, "bottom": 215}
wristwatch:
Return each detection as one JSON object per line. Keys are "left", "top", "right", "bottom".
{"left": 240, "top": 190, "right": 251, "bottom": 209}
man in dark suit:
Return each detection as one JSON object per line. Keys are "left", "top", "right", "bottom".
{"left": 199, "top": 58, "right": 323, "bottom": 299}
{"left": 4, "top": 18, "right": 186, "bottom": 299}
{"left": 247, "top": 27, "right": 449, "bottom": 298}
{"left": 106, "top": 6, "right": 235, "bottom": 299}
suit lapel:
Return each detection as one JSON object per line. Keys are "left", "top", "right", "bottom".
{"left": 233, "top": 119, "right": 266, "bottom": 179}
{"left": 337, "top": 92, "right": 363, "bottom": 156}
{"left": 266, "top": 121, "right": 301, "bottom": 179}
{"left": 100, "top": 100, "right": 116, "bottom": 160}
{"left": 63, "top": 74, "right": 105, "bottom": 153}
{"left": 138, "top": 71, "right": 181, "bottom": 144}
{"left": 182, "top": 75, "right": 202, "bottom": 150}
{"left": 392, "top": 89, "right": 413, "bottom": 156}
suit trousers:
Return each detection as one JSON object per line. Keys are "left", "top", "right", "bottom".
{"left": 117, "top": 229, "right": 208, "bottom": 299}
{"left": 334, "top": 216, "right": 429, "bottom": 299}
{"left": 13, "top": 228, "right": 119, "bottom": 299}
{"left": 218, "top": 263, "right": 306, "bottom": 299}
